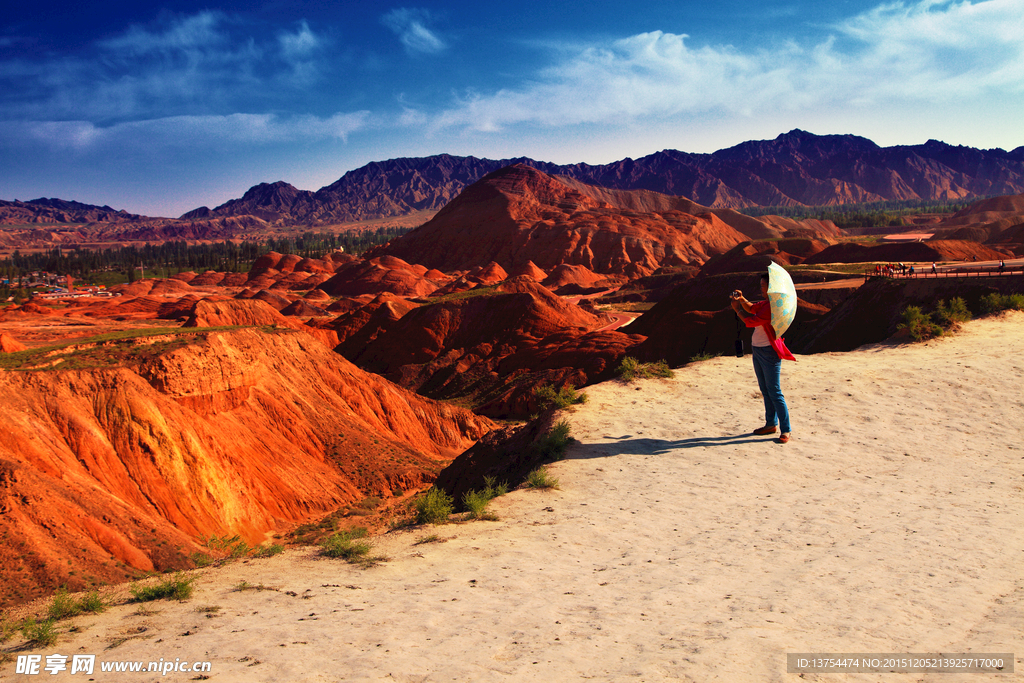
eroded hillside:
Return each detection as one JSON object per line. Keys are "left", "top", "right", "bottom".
{"left": 0, "top": 327, "right": 492, "bottom": 607}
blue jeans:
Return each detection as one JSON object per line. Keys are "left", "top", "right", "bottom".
{"left": 752, "top": 345, "right": 790, "bottom": 433}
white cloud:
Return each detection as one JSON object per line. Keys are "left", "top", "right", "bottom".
{"left": 429, "top": 0, "right": 1024, "bottom": 133}
{"left": 0, "top": 112, "right": 372, "bottom": 152}
{"left": 279, "top": 20, "right": 320, "bottom": 60}
{"left": 381, "top": 8, "right": 446, "bottom": 55}
{"left": 278, "top": 20, "right": 323, "bottom": 83}
{"left": 0, "top": 11, "right": 330, "bottom": 121}
{"left": 98, "top": 11, "right": 228, "bottom": 54}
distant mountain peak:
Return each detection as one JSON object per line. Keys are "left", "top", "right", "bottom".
{"left": 171, "top": 132, "right": 1024, "bottom": 225}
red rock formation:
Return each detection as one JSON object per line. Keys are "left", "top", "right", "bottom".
{"left": 303, "top": 289, "right": 331, "bottom": 302}
{"left": 331, "top": 294, "right": 419, "bottom": 355}
{"left": 0, "top": 332, "right": 27, "bottom": 352}
{"left": 372, "top": 165, "right": 752, "bottom": 276}
{"left": 542, "top": 264, "right": 607, "bottom": 291}
{"left": 280, "top": 299, "right": 328, "bottom": 317}
{"left": 184, "top": 299, "right": 292, "bottom": 328}
{"left": 0, "top": 327, "right": 493, "bottom": 607}
{"left": 341, "top": 277, "right": 622, "bottom": 414}
{"left": 804, "top": 240, "right": 1010, "bottom": 265}
{"left": 700, "top": 239, "right": 832, "bottom": 275}
{"left": 473, "top": 329, "right": 646, "bottom": 416}
{"left": 318, "top": 256, "right": 439, "bottom": 298}
{"left": 111, "top": 278, "right": 194, "bottom": 297}
{"left": 509, "top": 261, "right": 547, "bottom": 281}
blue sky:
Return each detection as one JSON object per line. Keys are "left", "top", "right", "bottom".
{"left": 1, "top": 0, "right": 1022, "bottom": 217}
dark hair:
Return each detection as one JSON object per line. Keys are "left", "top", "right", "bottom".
{"left": 760, "top": 272, "right": 770, "bottom": 283}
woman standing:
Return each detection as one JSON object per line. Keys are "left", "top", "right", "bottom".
{"left": 730, "top": 273, "right": 795, "bottom": 443}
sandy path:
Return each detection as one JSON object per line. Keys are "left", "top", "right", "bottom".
{"left": 6, "top": 312, "right": 1023, "bottom": 682}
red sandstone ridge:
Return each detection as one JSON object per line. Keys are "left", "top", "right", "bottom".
{"left": 0, "top": 327, "right": 493, "bottom": 607}
{"left": 370, "top": 164, "right": 753, "bottom": 277}
{"left": 931, "top": 194, "right": 1024, "bottom": 254}
{"left": 319, "top": 256, "right": 442, "bottom": 298}
{"left": 341, "top": 277, "right": 630, "bottom": 415}
{"left": 0, "top": 332, "right": 27, "bottom": 352}
{"left": 803, "top": 239, "right": 1010, "bottom": 265}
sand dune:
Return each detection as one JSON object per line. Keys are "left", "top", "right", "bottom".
{"left": 8, "top": 312, "right": 1023, "bottom": 682}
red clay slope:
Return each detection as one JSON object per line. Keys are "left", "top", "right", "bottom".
{"left": 371, "top": 164, "right": 752, "bottom": 277}
{"left": 0, "top": 327, "right": 492, "bottom": 607}
{"left": 343, "top": 277, "right": 628, "bottom": 413}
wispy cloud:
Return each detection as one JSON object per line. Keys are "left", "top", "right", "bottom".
{"left": 429, "top": 0, "right": 1024, "bottom": 132}
{"left": 0, "top": 11, "right": 329, "bottom": 121}
{"left": 0, "top": 112, "right": 372, "bottom": 152}
{"left": 381, "top": 8, "right": 447, "bottom": 55}
{"left": 278, "top": 20, "right": 324, "bottom": 83}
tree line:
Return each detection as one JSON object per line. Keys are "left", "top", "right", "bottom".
{"left": 739, "top": 197, "right": 982, "bottom": 229}
{"left": 1, "top": 227, "right": 413, "bottom": 291}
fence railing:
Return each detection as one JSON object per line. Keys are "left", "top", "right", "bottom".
{"left": 865, "top": 266, "right": 1022, "bottom": 282}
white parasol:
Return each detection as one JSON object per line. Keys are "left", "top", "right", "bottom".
{"left": 767, "top": 261, "right": 797, "bottom": 338}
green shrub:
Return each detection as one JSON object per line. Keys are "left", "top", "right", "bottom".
{"left": 76, "top": 591, "right": 105, "bottom": 614}
{"left": 46, "top": 588, "right": 105, "bottom": 621}
{"left": 934, "top": 297, "right": 972, "bottom": 327}
{"left": 0, "top": 612, "right": 18, "bottom": 644}
{"left": 190, "top": 552, "right": 214, "bottom": 568}
{"left": 461, "top": 489, "right": 494, "bottom": 519}
{"left": 47, "top": 587, "right": 80, "bottom": 621}
{"left": 320, "top": 528, "right": 371, "bottom": 561}
{"left": 897, "top": 305, "right": 943, "bottom": 341}
{"left": 21, "top": 618, "right": 59, "bottom": 648}
{"left": 483, "top": 475, "right": 509, "bottom": 498}
{"left": 536, "top": 419, "right": 573, "bottom": 460}
{"left": 525, "top": 467, "right": 560, "bottom": 489}
{"left": 413, "top": 534, "right": 443, "bottom": 545}
{"left": 688, "top": 352, "right": 719, "bottom": 363}
{"left": 980, "top": 292, "right": 1024, "bottom": 315}
{"left": 534, "top": 384, "right": 588, "bottom": 410}
{"left": 251, "top": 543, "right": 285, "bottom": 559}
{"left": 129, "top": 573, "right": 196, "bottom": 602}
{"left": 228, "top": 540, "right": 251, "bottom": 559}
{"left": 415, "top": 488, "right": 454, "bottom": 525}
{"left": 616, "top": 356, "right": 674, "bottom": 381}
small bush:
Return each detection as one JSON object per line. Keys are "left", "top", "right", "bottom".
{"left": 483, "top": 475, "right": 509, "bottom": 498}
{"left": 228, "top": 540, "right": 251, "bottom": 559}
{"left": 415, "top": 488, "right": 454, "bottom": 525}
{"left": 534, "top": 384, "right": 588, "bottom": 410}
{"left": 934, "top": 297, "right": 971, "bottom": 327}
{"left": 77, "top": 591, "right": 105, "bottom": 614}
{"left": 897, "top": 305, "right": 943, "bottom": 341}
{"left": 980, "top": 292, "right": 1024, "bottom": 315}
{"left": 688, "top": 352, "right": 719, "bottom": 363}
{"left": 190, "top": 552, "right": 214, "bottom": 568}
{"left": 525, "top": 467, "right": 560, "bottom": 489}
{"left": 47, "top": 587, "right": 105, "bottom": 621}
{"left": 536, "top": 419, "right": 573, "bottom": 460}
{"left": 232, "top": 581, "right": 275, "bottom": 592}
{"left": 320, "top": 528, "right": 371, "bottom": 561}
{"left": 0, "top": 612, "right": 18, "bottom": 644}
{"left": 461, "top": 490, "right": 491, "bottom": 518}
{"left": 251, "top": 543, "right": 285, "bottom": 559}
{"left": 616, "top": 356, "right": 673, "bottom": 381}
{"left": 47, "top": 587, "right": 80, "bottom": 621}
{"left": 129, "top": 573, "right": 196, "bottom": 602}
{"left": 21, "top": 618, "right": 59, "bottom": 648}
{"left": 414, "top": 534, "right": 443, "bottom": 545}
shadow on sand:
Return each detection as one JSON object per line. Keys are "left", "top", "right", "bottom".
{"left": 567, "top": 433, "right": 779, "bottom": 459}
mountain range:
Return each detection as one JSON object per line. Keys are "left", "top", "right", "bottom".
{"left": 181, "top": 130, "right": 1024, "bottom": 224}
{"left": 3, "top": 130, "right": 1023, "bottom": 230}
